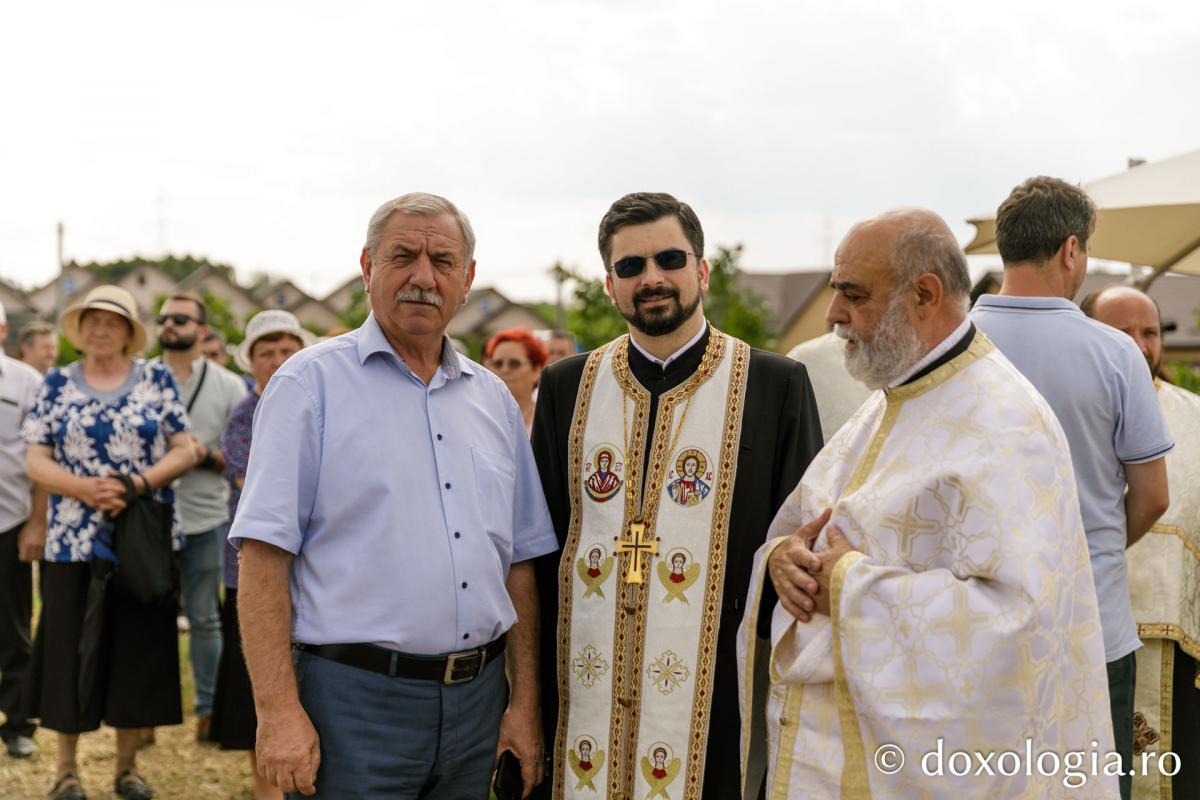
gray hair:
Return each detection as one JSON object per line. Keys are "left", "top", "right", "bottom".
{"left": 892, "top": 225, "right": 972, "bottom": 312}
{"left": 364, "top": 192, "right": 476, "bottom": 265}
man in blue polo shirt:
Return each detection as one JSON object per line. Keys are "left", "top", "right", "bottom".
{"left": 232, "top": 193, "right": 558, "bottom": 799}
{"left": 972, "top": 176, "right": 1172, "bottom": 800}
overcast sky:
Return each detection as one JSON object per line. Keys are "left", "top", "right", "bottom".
{"left": 2, "top": 0, "right": 1197, "bottom": 303}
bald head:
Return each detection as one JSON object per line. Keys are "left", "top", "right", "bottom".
{"left": 1081, "top": 285, "right": 1163, "bottom": 375}
{"left": 837, "top": 209, "right": 971, "bottom": 305}
{"left": 827, "top": 208, "right": 971, "bottom": 389}
{"left": 842, "top": 208, "right": 956, "bottom": 244}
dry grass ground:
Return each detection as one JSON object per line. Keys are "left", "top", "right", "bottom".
{"left": 0, "top": 628, "right": 258, "bottom": 799}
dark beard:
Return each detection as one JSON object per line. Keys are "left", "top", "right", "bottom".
{"left": 621, "top": 287, "right": 700, "bottom": 337}
{"left": 160, "top": 335, "right": 196, "bottom": 351}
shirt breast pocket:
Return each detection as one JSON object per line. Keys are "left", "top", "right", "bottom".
{"left": 471, "top": 446, "right": 516, "bottom": 551}
{"left": 0, "top": 398, "right": 22, "bottom": 444}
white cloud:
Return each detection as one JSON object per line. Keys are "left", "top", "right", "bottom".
{"left": 1, "top": 0, "right": 1197, "bottom": 304}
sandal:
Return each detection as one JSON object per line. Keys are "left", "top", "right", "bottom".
{"left": 48, "top": 771, "right": 86, "bottom": 800}
{"left": 114, "top": 769, "right": 154, "bottom": 800}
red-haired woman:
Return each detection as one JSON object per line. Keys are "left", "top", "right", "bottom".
{"left": 484, "top": 328, "right": 548, "bottom": 437}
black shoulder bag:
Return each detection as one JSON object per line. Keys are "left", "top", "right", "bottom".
{"left": 109, "top": 474, "right": 179, "bottom": 606}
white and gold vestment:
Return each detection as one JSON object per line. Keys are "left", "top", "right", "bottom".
{"left": 737, "top": 332, "right": 1116, "bottom": 799}
{"left": 1129, "top": 379, "right": 1200, "bottom": 800}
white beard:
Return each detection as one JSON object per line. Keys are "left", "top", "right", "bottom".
{"left": 835, "top": 295, "right": 923, "bottom": 390}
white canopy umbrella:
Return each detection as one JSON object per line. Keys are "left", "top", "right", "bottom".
{"left": 965, "top": 149, "right": 1200, "bottom": 286}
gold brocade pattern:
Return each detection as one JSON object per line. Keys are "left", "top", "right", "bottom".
{"left": 554, "top": 344, "right": 613, "bottom": 799}
{"left": 1128, "top": 380, "right": 1200, "bottom": 799}
{"left": 1127, "top": 383, "right": 1200, "bottom": 667}
{"left": 682, "top": 337, "right": 748, "bottom": 799}
{"left": 830, "top": 550, "right": 869, "bottom": 798}
{"left": 737, "top": 333, "right": 1116, "bottom": 798}
{"left": 609, "top": 332, "right": 729, "bottom": 795}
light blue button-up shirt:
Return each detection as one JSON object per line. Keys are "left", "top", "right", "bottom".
{"left": 972, "top": 294, "right": 1173, "bottom": 663}
{"left": 229, "top": 313, "right": 558, "bottom": 655}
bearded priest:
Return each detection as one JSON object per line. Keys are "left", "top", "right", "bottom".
{"left": 531, "top": 193, "right": 824, "bottom": 800}
{"left": 737, "top": 209, "right": 1116, "bottom": 799}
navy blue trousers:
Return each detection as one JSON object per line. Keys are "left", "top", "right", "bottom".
{"left": 289, "top": 648, "right": 506, "bottom": 799}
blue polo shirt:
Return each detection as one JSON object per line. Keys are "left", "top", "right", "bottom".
{"left": 972, "top": 294, "right": 1173, "bottom": 662}
{"left": 229, "top": 313, "right": 558, "bottom": 656}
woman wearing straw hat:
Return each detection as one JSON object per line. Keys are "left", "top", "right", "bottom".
{"left": 21, "top": 285, "right": 199, "bottom": 800}
{"left": 210, "top": 310, "right": 312, "bottom": 800}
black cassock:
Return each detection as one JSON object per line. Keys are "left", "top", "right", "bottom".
{"left": 530, "top": 326, "right": 824, "bottom": 800}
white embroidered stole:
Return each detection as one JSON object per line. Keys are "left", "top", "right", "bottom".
{"left": 554, "top": 330, "right": 750, "bottom": 800}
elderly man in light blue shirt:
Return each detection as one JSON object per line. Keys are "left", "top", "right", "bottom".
{"left": 971, "top": 176, "right": 1172, "bottom": 800}
{"left": 232, "top": 193, "right": 558, "bottom": 800}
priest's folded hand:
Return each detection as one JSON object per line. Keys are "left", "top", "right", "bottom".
{"left": 811, "top": 526, "right": 855, "bottom": 617}
{"left": 768, "top": 508, "right": 830, "bottom": 623}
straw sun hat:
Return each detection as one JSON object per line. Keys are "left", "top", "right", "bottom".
{"left": 59, "top": 285, "right": 148, "bottom": 354}
{"left": 235, "top": 309, "right": 316, "bottom": 371}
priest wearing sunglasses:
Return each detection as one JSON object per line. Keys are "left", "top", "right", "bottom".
{"left": 530, "top": 192, "right": 824, "bottom": 800}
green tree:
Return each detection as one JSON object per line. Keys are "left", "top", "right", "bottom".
{"left": 554, "top": 243, "right": 774, "bottom": 351}
{"left": 56, "top": 335, "right": 79, "bottom": 366}
{"left": 1167, "top": 362, "right": 1200, "bottom": 395}
{"left": 72, "top": 253, "right": 239, "bottom": 285}
{"left": 703, "top": 244, "right": 773, "bottom": 349}
{"left": 198, "top": 289, "right": 246, "bottom": 348}
{"left": 340, "top": 284, "right": 370, "bottom": 329}
{"left": 555, "top": 263, "right": 627, "bottom": 350}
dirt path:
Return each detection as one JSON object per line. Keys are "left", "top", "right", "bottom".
{"left": 0, "top": 632, "right": 257, "bottom": 799}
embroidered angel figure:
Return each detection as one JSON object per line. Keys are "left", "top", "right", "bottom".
{"left": 640, "top": 746, "right": 681, "bottom": 799}
{"left": 567, "top": 738, "right": 605, "bottom": 791}
{"left": 577, "top": 547, "right": 614, "bottom": 598}
{"left": 657, "top": 551, "right": 700, "bottom": 604}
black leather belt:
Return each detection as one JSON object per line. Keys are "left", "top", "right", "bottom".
{"left": 294, "top": 635, "right": 505, "bottom": 685}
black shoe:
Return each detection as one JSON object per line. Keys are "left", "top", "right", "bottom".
{"left": 5, "top": 734, "right": 36, "bottom": 758}
{"left": 48, "top": 772, "right": 86, "bottom": 800}
{"left": 114, "top": 769, "right": 154, "bottom": 800}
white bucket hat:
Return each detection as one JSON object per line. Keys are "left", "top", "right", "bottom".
{"left": 236, "top": 309, "right": 315, "bottom": 371}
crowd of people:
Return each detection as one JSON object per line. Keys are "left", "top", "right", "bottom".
{"left": 0, "top": 182, "right": 1193, "bottom": 800}
{"left": 0, "top": 290, "right": 322, "bottom": 799}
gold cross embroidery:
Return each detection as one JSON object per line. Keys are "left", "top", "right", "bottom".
{"left": 880, "top": 498, "right": 939, "bottom": 562}
{"left": 614, "top": 521, "right": 658, "bottom": 584}
{"left": 930, "top": 585, "right": 990, "bottom": 658}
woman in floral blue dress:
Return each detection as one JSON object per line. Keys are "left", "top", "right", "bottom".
{"left": 22, "top": 286, "right": 199, "bottom": 800}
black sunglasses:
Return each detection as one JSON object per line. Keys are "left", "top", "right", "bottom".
{"left": 610, "top": 249, "right": 695, "bottom": 279}
{"left": 156, "top": 313, "right": 198, "bottom": 326}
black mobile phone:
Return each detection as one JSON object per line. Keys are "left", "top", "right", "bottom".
{"left": 492, "top": 750, "right": 522, "bottom": 800}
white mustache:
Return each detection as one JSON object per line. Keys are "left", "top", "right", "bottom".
{"left": 833, "top": 323, "right": 861, "bottom": 344}
{"left": 394, "top": 288, "right": 443, "bottom": 307}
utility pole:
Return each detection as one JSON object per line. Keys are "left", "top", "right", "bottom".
{"left": 157, "top": 190, "right": 167, "bottom": 255}
{"left": 552, "top": 260, "right": 566, "bottom": 330}
{"left": 54, "top": 220, "right": 65, "bottom": 317}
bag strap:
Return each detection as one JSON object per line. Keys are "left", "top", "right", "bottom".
{"left": 116, "top": 473, "right": 137, "bottom": 502}
{"left": 185, "top": 358, "right": 209, "bottom": 414}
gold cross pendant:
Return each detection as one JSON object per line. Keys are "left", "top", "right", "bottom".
{"left": 614, "top": 521, "right": 658, "bottom": 584}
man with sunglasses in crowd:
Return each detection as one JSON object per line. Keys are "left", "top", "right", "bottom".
{"left": 530, "top": 192, "right": 824, "bottom": 799}
{"left": 156, "top": 293, "right": 247, "bottom": 742}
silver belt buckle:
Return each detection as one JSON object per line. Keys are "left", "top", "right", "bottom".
{"left": 443, "top": 647, "right": 485, "bottom": 685}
